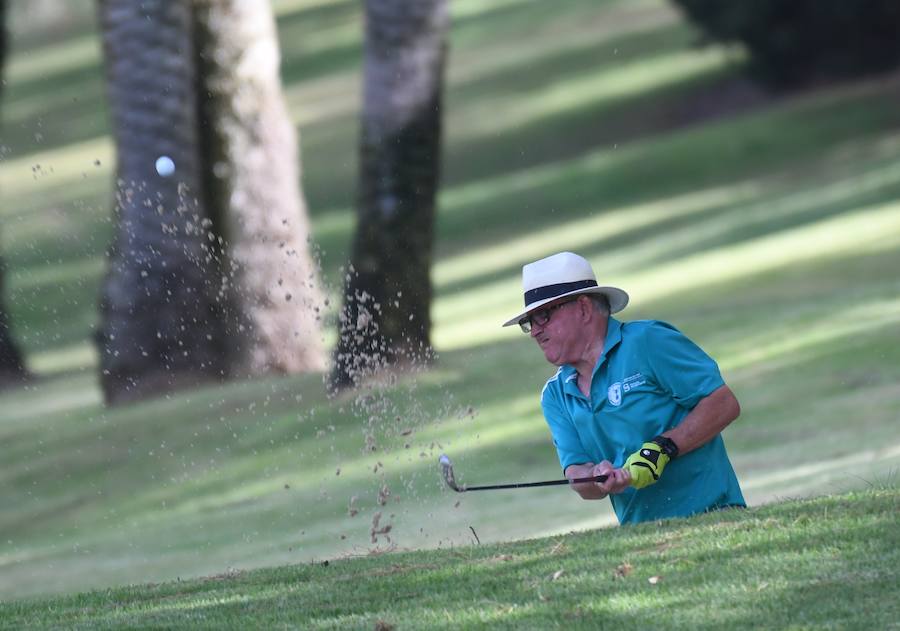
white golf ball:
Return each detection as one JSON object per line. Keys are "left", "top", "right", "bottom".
{"left": 155, "top": 156, "right": 175, "bottom": 177}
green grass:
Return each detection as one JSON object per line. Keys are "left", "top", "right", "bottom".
{"left": 1, "top": 0, "right": 900, "bottom": 622}
{"left": 2, "top": 488, "right": 897, "bottom": 629}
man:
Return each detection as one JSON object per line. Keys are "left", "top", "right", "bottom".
{"left": 503, "top": 251, "right": 745, "bottom": 524}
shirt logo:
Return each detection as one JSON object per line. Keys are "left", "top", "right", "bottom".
{"left": 607, "top": 382, "right": 622, "bottom": 406}
{"left": 623, "top": 372, "right": 646, "bottom": 392}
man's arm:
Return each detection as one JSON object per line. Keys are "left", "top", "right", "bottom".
{"left": 614, "top": 384, "right": 741, "bottom": 489}
{"left": 639, "top": 321, "right": 740, "bottom": 456}
{"left": 662, "top": 384, "right": 740, "bottom": 455}
{"left": 582, "top": 385, "right": 741, "bottom": 494}
{"left": 565, "top": 463, "right": 605, "bottom": 499}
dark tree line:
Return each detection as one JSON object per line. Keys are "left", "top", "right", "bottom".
{"left": 671, "top": 0, "right": 900, "bottom": 88}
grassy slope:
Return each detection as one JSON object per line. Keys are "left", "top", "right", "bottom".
{"left": 1, "top": 488, "right": 898, "bottom": 629}
{"left": 1, "top": 0, "right": 899, "bottom": 611}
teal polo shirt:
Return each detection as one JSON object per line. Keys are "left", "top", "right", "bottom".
{"left": 541, "top": 317, "right": 745, "bottom": 524}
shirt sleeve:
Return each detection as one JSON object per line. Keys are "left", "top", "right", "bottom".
{"left": 541, "top": 379, "right": 592, "bottom": 471}
{"left": 640, "top": 321, "right": 725, "bottom": 410}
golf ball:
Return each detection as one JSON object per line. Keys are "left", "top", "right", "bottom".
{"left": 155, "top": 156, "right": 175, "bottom": 177}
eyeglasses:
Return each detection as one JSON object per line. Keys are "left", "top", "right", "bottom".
{"left": 518, "top": 298, "right": 576, "bottom": 333}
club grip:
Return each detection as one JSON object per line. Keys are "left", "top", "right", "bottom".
{"left": 570, "top": 474, "right": 608, "bottom": 484}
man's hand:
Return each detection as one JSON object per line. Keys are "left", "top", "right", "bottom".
{"left": 566, "top": 461, "right": 630, "bottom": 499}
{"left": 592, "top": 460, "right": 631, "bottom": 495}
{"left": 623, "top": 442, "right": 670, "bottom": 489}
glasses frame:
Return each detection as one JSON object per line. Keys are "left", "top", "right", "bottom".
{"left": 518, "top": 297, "right": 578, "bottom": 333}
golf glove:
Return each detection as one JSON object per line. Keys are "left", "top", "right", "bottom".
{"left": 624, "top": 441, "right": 670, "bottom": 489}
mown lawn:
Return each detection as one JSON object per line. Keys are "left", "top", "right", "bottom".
{"left": 2, "top": 488, "right": 897, "bottom": 629}
{"left": 1, "top": 0, "right": 899, "bottom": 610}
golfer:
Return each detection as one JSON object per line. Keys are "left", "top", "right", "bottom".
{"left": 504, "top": 252, "right": 745, "bottom": 524}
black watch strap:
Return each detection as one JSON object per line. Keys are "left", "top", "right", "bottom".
{"left": 651, "top": 435, "right": 679, "bottom": 459}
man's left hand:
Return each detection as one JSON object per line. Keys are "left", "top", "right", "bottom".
{"left": 624, "top": 441, "right": 670, "bottom": 489}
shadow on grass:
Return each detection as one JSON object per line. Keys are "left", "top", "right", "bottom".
{"left": 447, "top": 22, "right": 695, "bottom": 104}
{"left": 275, "top": 0, "right": 609, "bottom": 85}
{"left": 441, "top": 75, "right": 900, "bottom": 237}
{"left": 306, "top": 62, "right": 899, "bottom": 260}
{"left": 295, "top": 6, "right": 703, "bottom": 211}
{"left": 2, "top": 85, "right": 111, "bottom": 154}
{"left": 430, "top": 130, "right": 900, "bottom": 305}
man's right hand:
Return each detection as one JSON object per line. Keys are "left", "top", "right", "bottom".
{"left": 592, "top": 461, "right": 632, "bottom": 496}
{"left": 567, "top": 461, "right": 632, "bottom": 499}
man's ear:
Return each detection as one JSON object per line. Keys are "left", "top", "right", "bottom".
{"left": 577, "top": 295, "right": 592, "bottom": 322}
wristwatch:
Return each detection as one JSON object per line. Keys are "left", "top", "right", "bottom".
{"left": 651, "top": 435, "right": 679, "bottom": 459}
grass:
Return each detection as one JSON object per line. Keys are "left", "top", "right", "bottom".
{"left": 1, "top": 488, "right": 897, "bottom": 629}
{"left": 1, "top": 0, "right": 899, "bottom": 623}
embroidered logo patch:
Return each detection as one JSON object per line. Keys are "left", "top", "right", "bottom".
{"left": 607, "top": 382, "right": 622, "bottom": 406}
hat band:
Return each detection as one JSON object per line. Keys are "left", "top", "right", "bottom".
{"left": 524, "top": 280, "right": 598, "bottom": 306}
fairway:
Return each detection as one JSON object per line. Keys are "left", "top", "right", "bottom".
{"left": 2, "top": 489, "right": 898, "bottom": 629}
{"left": 1, "top": 0, "right": 899, "bottom": 611}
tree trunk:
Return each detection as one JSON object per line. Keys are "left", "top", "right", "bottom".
{"left": 330, "top": 0, "right": 449, "bottom": 391}
{"left": 193, "top": 0, "right": 326, "bottom": 376}
{"left": 0, "top": 0, "right": 29, "bottom": 386}
{"left": 0, "top": 257, "right": 29, "bottom": 384}
{"left": 96, "top": 0, "right": 226, "bottom": 404}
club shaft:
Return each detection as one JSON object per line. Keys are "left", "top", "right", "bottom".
{"left": 461, "top": 474, "right": 607, "bottom": 492}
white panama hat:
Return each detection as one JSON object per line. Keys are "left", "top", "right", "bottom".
{"left": 502, "top": 252, "right": 629, "bottom": 327}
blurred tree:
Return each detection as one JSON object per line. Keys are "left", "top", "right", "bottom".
{"left": 96, "top": 0, "right": 226, "bottom": 404}
{"left": 193, "top": 0, "right": 325, "bottom": 377}
{"left": 0, "top": 262, "right": 29, "bottom": 385}
{"left": 330, "top": 0, "right": 450, "bottom": 391}
{"left": 671, "top": 0, "right": 900, "bottom": 88}
{"left": 96, "top": 0, "right": 325, "bottom": 405}
{"left": 0, "top": 0, "right": 30, "bottom": 386}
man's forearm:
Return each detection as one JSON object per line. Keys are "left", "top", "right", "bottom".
{"left": 664, "top": 384, "right": 740, "bottom": 455}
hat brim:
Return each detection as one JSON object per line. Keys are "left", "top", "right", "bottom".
{"left": 502, "top": 286, "right": 629, "bottom": 327}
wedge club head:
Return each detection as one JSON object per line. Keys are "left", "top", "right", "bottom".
{"left": 439, "top": 453, "right": 463, "bottom": 491}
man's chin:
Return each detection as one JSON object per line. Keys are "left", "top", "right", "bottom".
{"left": 541, "top": 348, "right": 563, "bottom": 366}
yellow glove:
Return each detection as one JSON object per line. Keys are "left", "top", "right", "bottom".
{"left": 624, "top": 441, "right": 671, "bottom": 489}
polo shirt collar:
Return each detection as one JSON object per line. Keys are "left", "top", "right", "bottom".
{"left": 597, "top": 317, "right": 623, "bottom": 368}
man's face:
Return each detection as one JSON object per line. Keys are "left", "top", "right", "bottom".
{"left": 525, "top": 296, "right": 585, "bottom": 366}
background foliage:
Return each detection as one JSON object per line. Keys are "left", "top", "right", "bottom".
{"left": 671, "top": 0, "right": 900, "bottom": 87}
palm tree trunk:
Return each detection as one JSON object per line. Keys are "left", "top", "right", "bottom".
{"left": 193, "top": 0, "right": 326, "bottom": 377}
{"left": 96, "top": 0, "right": 226, "bottom": 404}
{"left": 331, "top": 0, "right": 449, "bottom": 391}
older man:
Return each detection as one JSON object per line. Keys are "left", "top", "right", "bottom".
{"left": 503, "top": 252, "right": 745, "bottom": 524}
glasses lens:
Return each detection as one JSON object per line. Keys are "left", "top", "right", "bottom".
{"left": 532, "top": 309, "right": 552, "bottom": 326}
{"left": 520, "top": 298, "right": 576, "bottom": 334}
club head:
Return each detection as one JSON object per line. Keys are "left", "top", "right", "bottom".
{"left": 439, "top": 454, "right": 464, "bottom": 492}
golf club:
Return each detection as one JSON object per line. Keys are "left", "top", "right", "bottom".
{"left": 439, "top": 454, "right": 608, "bottom": 492}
